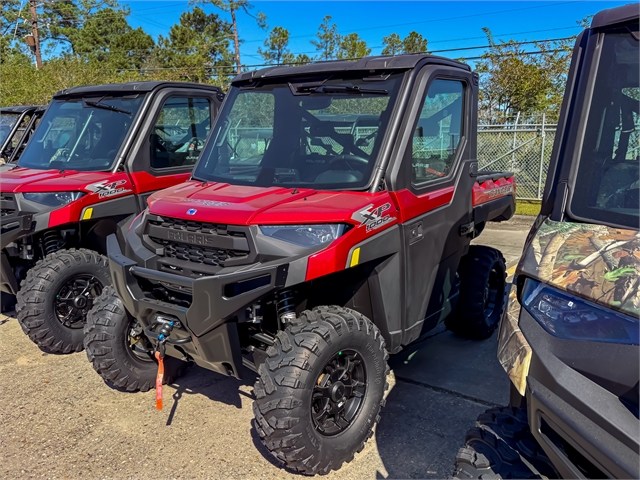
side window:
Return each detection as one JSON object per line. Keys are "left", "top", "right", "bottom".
{"left": 411, "top": 79, "right": 464, "bottom": 185}
{"left": 151, "top": 97, "right": 211, "bottom": 169}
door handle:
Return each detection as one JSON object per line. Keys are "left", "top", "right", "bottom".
{"left": 409, "top": 221, "right": 424, "bottom": 245}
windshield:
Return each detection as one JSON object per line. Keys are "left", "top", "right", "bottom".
{"left": 18, "top": 95, "right": 144, "bottom": 172}
{"left": 193, "top": 73, "right": 404, "bottom": 189}
{"left": 0, "top": 112, "right": 21, "bottom": 145}
{"left": 570, "top": 25, "right": 639, "bottom": 229}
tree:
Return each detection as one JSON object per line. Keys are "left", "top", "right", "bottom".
{"left": 154, "top": 7, "right": 234, "bottom": 84}
{"left": 475, "top": 27, "right": 572, "bottom": 121}
{"left": 282, "top": 53, "right": 312, "bottom": 66}
{"left": 382, "top": 33, "right": 402, "bottom": 56}
{"left": 68, "top": 8, "right": 154, "bottom": 70}
{"left": 311, "top": 15, "right": 340, "bottom": 60}
{"left": 337, "top": 33, "right": 371, "bottom": 60}
{"left": 258, "top": 26, "right": 290, "bottom": 65}
{"left": 1, "top": 0, "right": 121, "bottom": 56}
{"left": 402, "top": 31, "right": 428, "bottom": 54}
{"left": 191, "top": 0, "right": 266, "bottom": 74}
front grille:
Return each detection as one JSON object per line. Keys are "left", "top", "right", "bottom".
{"left": 143, "top": 215, "right": 253, "bottom": 279}
{"left": 147, "top": 216, "right": 241, "bottom": 237}
{"left": 0, "top": 194, "right": 16, "bottom": 218}
{"left": 150, "top": 236, "right": 247, "bottom": 267}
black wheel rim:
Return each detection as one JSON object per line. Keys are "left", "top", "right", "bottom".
{"left": 54, "top": 274, "right": 103, "bottom": 328}
{"left": 484, "top": 266, "right": 502, "bottom": 319}
{"left": 311, "top": 350, "right": 366, "bottom": 436}
{"left": 127, "top": 320, "right": 154, "bottom": 363}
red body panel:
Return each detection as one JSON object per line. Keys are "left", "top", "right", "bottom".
{"left": 129, "top": 171, "right": 191, "bottom": 195}
{"left": 472, "top": 176, "right": 516, "bottom": 206}
{"left": 0, "top": 167, "right": 119, "bottom": 193}
{"left": 46, "top": 172, "right": 133, "bottom": 228}
{"left": 389, "top": 187, "right": 455, "bottom": 223}
{"left": 0, "top": 167, "right": 191, "bottom": 229}
{"left": 148, "top": 181, "right": 399, "bottom": 227}
{"left": 147, "top": 174, "right": 516, "bottom": 282}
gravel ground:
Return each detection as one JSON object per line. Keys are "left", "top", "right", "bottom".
{"left": 0, "top": 314, "right": 397, "bottom": 479}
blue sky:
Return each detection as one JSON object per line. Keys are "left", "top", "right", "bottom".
{"left": 121, "top": 0, "right": 631, "bottom": 67}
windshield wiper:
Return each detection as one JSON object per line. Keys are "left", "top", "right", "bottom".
{"left": 83, "top": 99, "right": 131, "bottom": 115}
{"left": 293, "top": 83, "right": 387, "bottom": 95}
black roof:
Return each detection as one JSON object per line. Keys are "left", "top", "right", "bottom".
{"left": 0, "top": 105, "right": 45, "bottom": 114}
{"left": 232, "top": 54, "right": 469, "bottom": 85}
{"left": 53, "top": 81, "right": 222, "bottom": 98}
{"left": 592, "top": 3, "right": 638, "bottom": 28}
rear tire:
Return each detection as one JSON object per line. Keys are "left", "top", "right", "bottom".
{"left": 1, "top": 292, "right": 16, "bottom": 313}
{"left": 446, "top": 245, "right": 506, "bottom": 339}
{"left": 453, "top": 407, "right": 557, "bottom": 479}
{"left": 84, "top": 285, "right": 190, "bottom": 392}
{"left": 16, "top": 248, "right": 111, "bottom": 353}
{"left": 253, "top": 306, "right": 389, "bottom": 475}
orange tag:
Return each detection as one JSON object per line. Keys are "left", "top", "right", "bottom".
{"left": 155, "top": 351, "right": 164, "bottom": 411}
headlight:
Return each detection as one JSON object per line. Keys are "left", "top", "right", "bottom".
{"left": 522, "top": 279, "right": 639, "bottom": 345}
{"left": 259, "top": 224, "right": 346, "bottom": 247}
{"left": 23, "top": 191, "right": 85, "bottom": 207}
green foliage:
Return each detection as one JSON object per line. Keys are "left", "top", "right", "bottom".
{"left": 68, "top": 8, "right": 154, "bottom": 70}
{"left": 282, "top": 53, "right": 312, "bottom": 66}
{"left": 191, "top": 0, "right": 267, "bottom": 72}
{"left": 402, "top": 31, "right": 428, "bottom": 54}
{"left": 0, "top": 56, "right": 176, "bottom": 107}
{"left": 258, "top": 26, "right": 290, "bottom": 65}
{"left": 337, "top": 33, "right": 371, "bottom": 60}
{"left": 154, "top": 7, "right": 234, "bottom": 85}
{"left": 381, "top": 33, "right": 402, "bottom": 56}
{"left": 382, "top": 31, "right": 428, "bottom": 56}
{"left": 1, "top": 0, "right": 121, "bottom": 55}
{"left": 311, "top": 15, "right": 340, "bottom": 60}
{"left": 476, "top": 27, "right": 572, "bottom": 120}
{"left": 515, "top": 200, "right": 542, "bottom": 216}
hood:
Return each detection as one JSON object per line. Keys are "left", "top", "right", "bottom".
{"left": 518, "top": 217, "right": 640, "bottom": 317}
{"left": 147, "top": 180, "right": 389, "bottom": 226}
{"left": 0, "top": 167, "right": 116, "bottom": 193}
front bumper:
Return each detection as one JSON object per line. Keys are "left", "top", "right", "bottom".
{"left": 107, "top": 234, "right": 289, "bottom": 379}
{"left": 0, "top": 213, "right": 33, "bottom": 294}
{"left": 499, "top": 290, "right": 639, "bottom": 479}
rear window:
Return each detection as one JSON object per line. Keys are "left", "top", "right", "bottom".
{"left": 570, "top": 26, "right": 639, "bottom": 229}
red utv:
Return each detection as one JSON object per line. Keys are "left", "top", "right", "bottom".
{"left": 86, "top": 55, "right": 515, "bottom": 474}
{"left": 0, "top": 81, "right": 223, "bottom": 353}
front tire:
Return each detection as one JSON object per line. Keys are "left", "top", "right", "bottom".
{"left": 446, "top": 245, "right": 507, "bottom": 339}
{"left": 16, "top": 248, "right": 111, "bottom": 353}
{"left": 84, "top": 285, "right": 189, "bottom": 392}
{"left": 453, "top": 407, "right": 557, "bottom": 479}
{"left": 253, "top": 306, "right": 389, "bottom": 475}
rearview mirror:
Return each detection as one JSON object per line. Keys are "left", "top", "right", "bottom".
{"left": 300, "top": 96, "right": 332, "bottom": 111}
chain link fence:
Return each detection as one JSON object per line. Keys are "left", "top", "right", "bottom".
{"left": 228, "top": 115, "right": 557, "bottom": 200}
{"left": 478, "top": 113, "right": 557, "bottom": 200}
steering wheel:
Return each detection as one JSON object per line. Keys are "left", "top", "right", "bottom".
{"left": 329, "top": 154, "right": 369, "bottom": 171}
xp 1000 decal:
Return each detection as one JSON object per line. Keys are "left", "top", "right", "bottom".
{"left": 86, "top": 179, "right": 132, "bottom": 198}
{"left": 352, "top": 203, "right": 395, "bottom": 233}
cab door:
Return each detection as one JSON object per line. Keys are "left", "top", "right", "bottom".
{"left": 387, "top": 66, "right": 478, "bottom": 346}
{"left": 126, "top": 88, "right": 222, "bottom": 210}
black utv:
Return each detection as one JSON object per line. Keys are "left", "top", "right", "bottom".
{"left": 455, "top": 4, "right": 639, "bottom": 479}
{"left": 0, "top": 105, "right": 45, "bottom": 164}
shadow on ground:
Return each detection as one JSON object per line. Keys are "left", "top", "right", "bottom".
{"left": 168, "top": 364, "right": 256, "bottom": 409}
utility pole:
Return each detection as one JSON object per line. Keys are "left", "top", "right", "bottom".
{"left": 29, "top": 0, "right": 43, "bottom": 69}
{"left": 230, "top": 6, "right": 241, "bottom": 74}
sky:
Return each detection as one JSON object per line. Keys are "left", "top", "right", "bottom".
{"left": 120, "top": 0, "right": 632, "bottom": 68}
